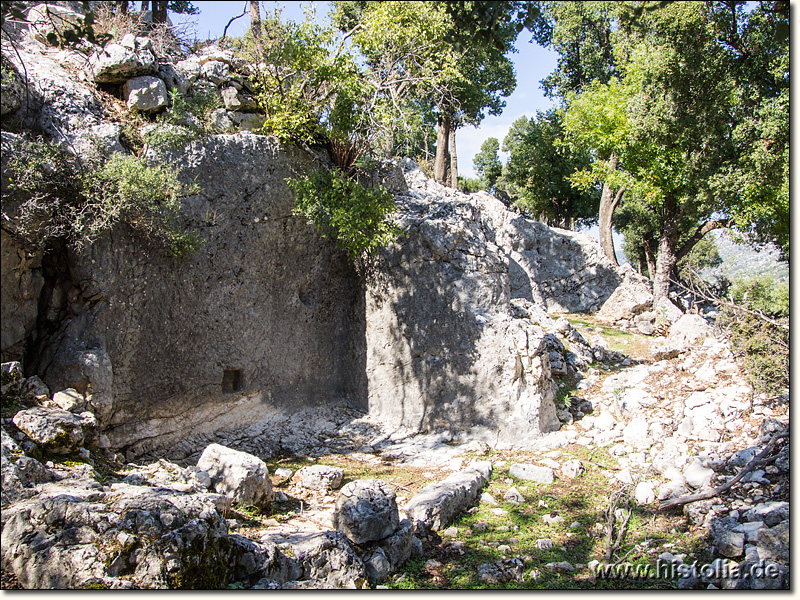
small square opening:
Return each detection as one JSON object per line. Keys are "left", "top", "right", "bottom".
{"left": 222, "top": 369, "right": 242, "bottom": 393}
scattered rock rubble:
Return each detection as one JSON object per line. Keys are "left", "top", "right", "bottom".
{"left": 1, "top": 302, "right": 789, "bottom": 589}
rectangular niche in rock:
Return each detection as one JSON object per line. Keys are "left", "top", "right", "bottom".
{"left": 222, "top": 368, "right": 243, "bottom": 393}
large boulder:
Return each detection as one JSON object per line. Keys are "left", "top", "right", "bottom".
{"left": 668, "top": 314, "right": 712, "bottom": 349}
{"left": 404, "top": 461, "right": 492, "bottom": 530}
{"left": 297, "top": 465, "right": 344, "bottom": 493}
{"left": 123, "top": 76, "right": 169, "bottom": 112}
{"left": 332, "top": 479, "right": 399, "bottom": 544}
{"left": 196, "top": 444, "right": 273, "bottom": 508}
{"left": 0, "top": 479, "right": 237, "bottom": 589}
{"left": 12, "top": 407, "right": 85, "bottom": 454}
{"left": 89, "top": 43, "right": 158, "bottom": 83}
{"left": 596, "top": 265, "right": 653, "bottom": 323}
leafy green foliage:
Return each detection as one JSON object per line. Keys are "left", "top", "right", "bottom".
{"left": 288, "top": 169, "right": 400, "bottom": 261}
{"left": 457, "top": 176, "right": 484, "bottom": 194}
{"left": 142, "top": 89, "right": 222, "bottom": 152}
{"left": 472, "top": 137, "right": 502, "bottom": 192}
{"left": 503, "top": 109, "right": 598, "bottom": 229}
{"left": 534, "top": 1, "right": 618, "bottom": 99}
{"left": 3, "top": 138, "right": 197, "bottom": 257}
{"left": 717, "top": 276, "right": 788, "bottom": 395}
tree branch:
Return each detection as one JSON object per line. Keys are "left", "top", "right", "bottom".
{"left": 221, "top": 2, "right": 248, "bottom": 42}
{"left": 670, "top": 273, "right": 789, "bottom": 330}
{"left": 659, "top": 425, "right": 788, "bottom": 510}
{"left": 610, "top": 186, "right": 625, "bottom": 214}
{"left": 675, "top": 218, "right": 730, "bottom": 262}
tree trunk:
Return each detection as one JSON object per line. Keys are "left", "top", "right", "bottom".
{"left": 249, "top": 1, "right": 263, "bottom": 55}
{"left": 152, "top": 0, "right": 168, "bottom": 24}
{"left": 598, "top": 154, "right": 623, "bottom": 266}
{"left": 644, "top": 239, "right": 656, "bottom": 280}
{"left": 652, "top": 197, "right": 680, "bottom": 305}
{"left": 141, "top": 1, "right": 149, "bottom": 11}
{"left": 449, "top": 126, "right": 458, "bottom": 188}
{"left": 117, "top": 1, "right": 128, "bottom": 14}
{"left": 433, "top": 114, "right": 451, "bottom": 184}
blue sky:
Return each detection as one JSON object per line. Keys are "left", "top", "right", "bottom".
{"left": 174, "top": 1, "right": 559, "bottom": 178}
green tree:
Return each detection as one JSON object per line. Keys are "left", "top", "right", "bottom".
{"left": 533, "top": 1, "right": 618, "bottom": 99}
{"left": 472, "top": 137, "right": 502, "bottom": 192}
{"left": 563, "top": 77, "right": 633, "bottom": 263}
{"left": 502, "top": 110, "right": 598, "bottom": 229}
{"left": 334, "top": 2, "right": 517, "bottom": 188}
{"left": 563, "top": 2, "right": 787, "bottom": 304}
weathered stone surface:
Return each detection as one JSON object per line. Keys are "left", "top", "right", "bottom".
{"left": 404, "top": 461, "right": 492, "bottom": 530}
{"left": 297, "top": 464, "right": 344, "bottom": 492}
{"left": 366, "top": 165, "right": 595, "bottom": 446}
{"left": 289, "top": 531, "right": 368, "bottom": 589}
{"left": 634, "top": 481, "right": 656, "bottom": 505}
{"left": 332, "top": 479, "right": 399, "bottom": 544}
{"left": 229, "top": 111, "right": 266, "bottom": 131}
{"left": 744, "top": 502, "right": 788, "bottom": 527}
{"left": 509, "top": 463, "right": 555, "bottom": 484}
{"left": 200, "top": 60, "right": 230, "bottom": 85}
{"left": 0, "top": 477, "right": 239, "bottom": 589}
{"left": 668, "top": 314, "right": 712, "bottom": 349}
{"left": 478, "top": 558, "right": 525, "bottom": 585}
{"left": 13, "top": 133, "right": 367, "bottom": 461}
{"left": 596, "top": 265, "right": 653, "bottom": 323}
{"left": 622, "top": 417, "right": 650, "bottom": 447}
{"left": 222, "top": 86, "right": 259, "bottom": 112}
{"left": 12, "top": 407, "right": 85, "bottom": 454}
{"left": 157, "top": 63, "right": 190, "bottom": 95}
{"left": 0, "top": 226, "right": 44, "bottom": 364}
{"left": 503, "top": 487, "right": 525, "bottom": 504}
{"left": 124, "top": 75, "right": 168, "bottom": 112}
{"left": 711, "top": 517, "right": 745, "bottom": 558}
{"left": 756, "top": 521, "right": 788, "bottom": 562}
{"left": 561, "top": 459, "right": 585, "bottom": 479}
{"left": 683, "top": 458, "right": 715, "bottom": 489}
{"left": 90, "top": 43, "right": 157, "bottom": 83}
{"left": 655, "top": 296, "right": 684, "bottom": 324}
{"left": 364, "top": 519, "right": 415, "bottom": 583}
{"left": 52, "top": 388, "right": 84, "bottom": 412}
{"left": 25, "top": 4, "right": 85, "bottom": 45}
{"left": 197, "top": 443, "right": 273, "bottom": 508}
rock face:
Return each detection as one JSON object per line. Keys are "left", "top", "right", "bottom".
{"left": 2, "top": 39, "right": 628, "bottom": 459}
{"left": 364, "top": 165, "right": 620, "bottom": 445}
{"left": 12, "top": 133, "right": 366, "bottom": 461}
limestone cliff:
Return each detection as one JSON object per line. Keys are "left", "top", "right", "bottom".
{"left": 1, "top": 29, "right": 624, "bottom": 460}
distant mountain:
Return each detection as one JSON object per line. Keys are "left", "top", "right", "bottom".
{"left": 702, "top": 230, "right": 788, "bottom": 284}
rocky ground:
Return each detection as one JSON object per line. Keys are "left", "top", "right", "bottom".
{"left": 1, "top": 315, "right": 789, "bottom": 590}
